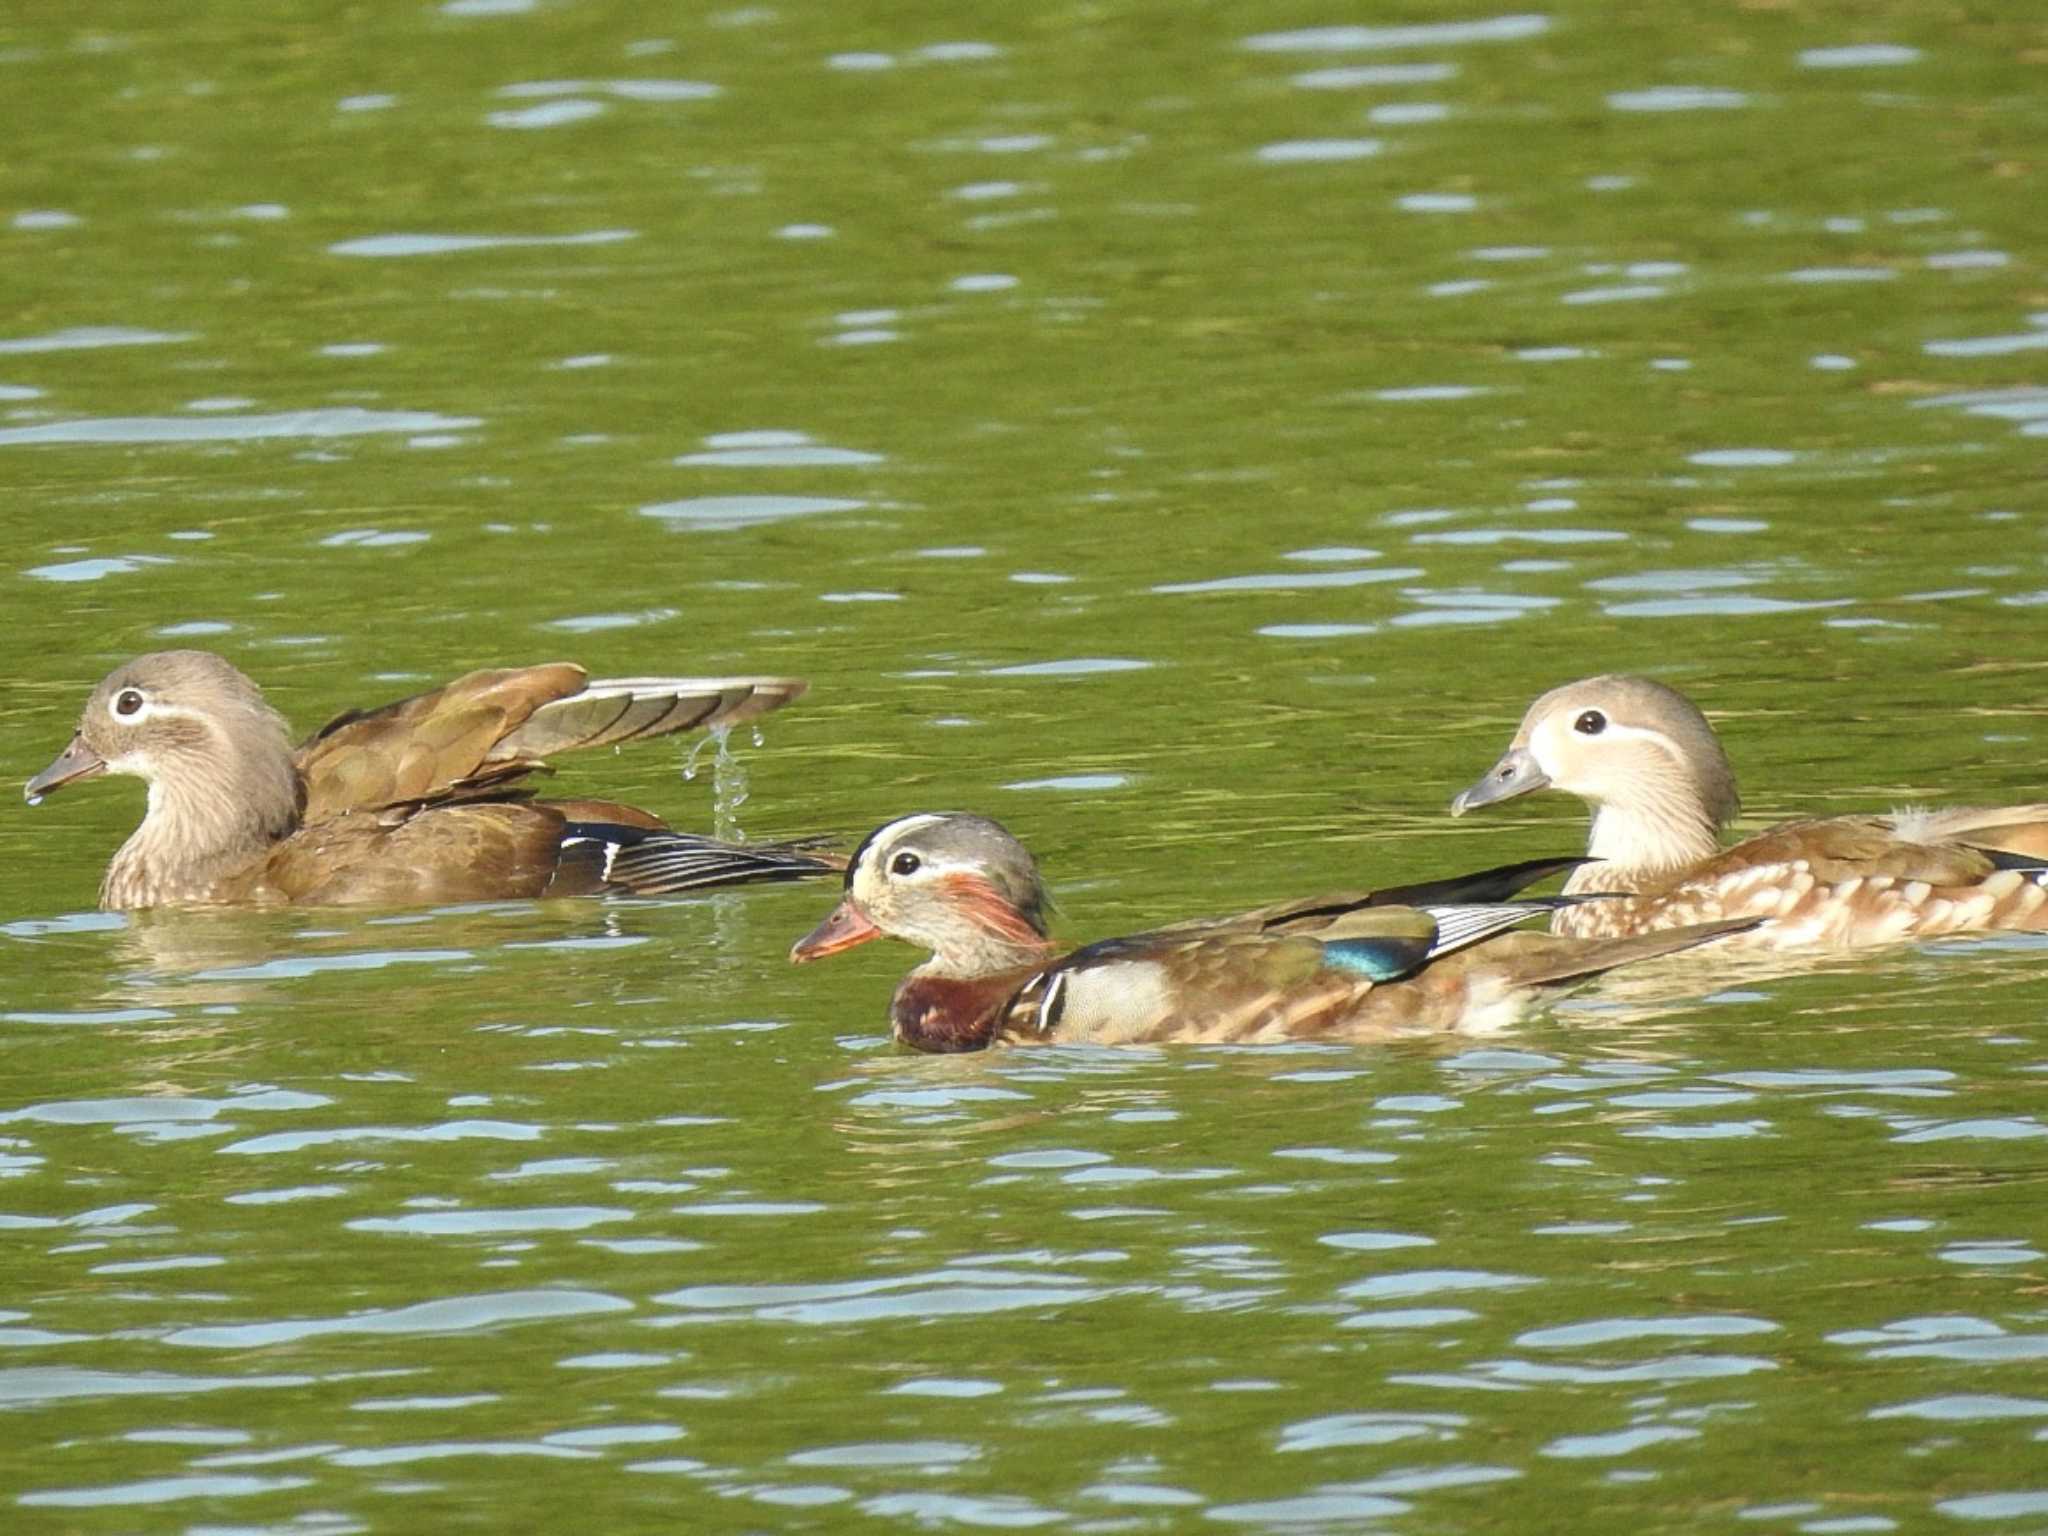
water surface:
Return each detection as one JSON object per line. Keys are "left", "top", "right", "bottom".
{"left": 3, "top": 0, "right": 2046, "bottom": 1529}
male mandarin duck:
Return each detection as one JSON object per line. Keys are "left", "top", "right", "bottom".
{"left": 1450, "top": 673, "right": 2048, "bottom": 948}
{"left": 788, "top": 812, "right": 1755, "bottom": 1050}
{"left": 25, "top": 649, "right": 840, "bottom": 910}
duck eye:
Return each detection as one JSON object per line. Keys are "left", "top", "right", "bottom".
{"left": 890, "top": 851, "right": 922, "bottom": 877}
{"left": 114, "top": 689, "right": 146, "bottom": 718}
{"left": 1573, "top": 709, "right": 1606, "bottom": 736}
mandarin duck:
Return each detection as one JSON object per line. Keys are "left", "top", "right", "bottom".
{"left": 789, "top": 812, "right": 1755, "bottom": 1049}
{"left": 1450, "top": 673, "right": 2048, "bottom": 948}
{"left": 25, "top": 650, "right": 840, "bottom": 910}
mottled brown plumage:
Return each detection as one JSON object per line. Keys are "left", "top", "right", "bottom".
{"left": 1451, "top": 674, "right": 2048, "bottom": 947}
{"left": 26, "top": 650, "right": 837, "bottom": 910}
{"left": 790, "top": 813, "right": 1754, "bottom": 1050}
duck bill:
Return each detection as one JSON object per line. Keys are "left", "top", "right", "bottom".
{"left": 25, "top": 735, "right": 106, "bottom": 804}
{"left": 790, "top": 898, "right": 884, "bottom": 963}
{"left": 1449, "top": 747, "right": 1549, "bottom": 816}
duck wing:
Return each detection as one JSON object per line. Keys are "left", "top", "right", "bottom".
{"left": 294, "top": 665, "right": 806, "bottom": 822}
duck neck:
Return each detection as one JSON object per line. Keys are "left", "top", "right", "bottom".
{"left": 1568, "top": 795, "right": 1723, "bottom": 893}
{"left": 890, "top": 963, "right": 1046, "bottom": 1053}
{"left": 103, "top": 741, "right": 302, "bottom": 908}
{"left": 891, "top": 933, "right": 1055, "bottom": 1052}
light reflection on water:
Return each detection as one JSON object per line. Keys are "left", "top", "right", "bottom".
{"left": 0, "top": 409, "right": 480, "bottom": 447}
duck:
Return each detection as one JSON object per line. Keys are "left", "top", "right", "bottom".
{"left": 24, "top": 649, "right": 841, "bottom": 910}
{"left": 788, "top": 812, "right": 1756, "bottom": 1049}
{"left": 1449, "top": 673, "right": 2048, "bottom": 948}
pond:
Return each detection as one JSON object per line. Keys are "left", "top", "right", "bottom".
{"left": 3, "top": 0, "right": 2046, "bottom": 1529}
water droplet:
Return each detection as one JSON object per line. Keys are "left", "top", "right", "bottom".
{"left": 681, "top": 734, "right": 714, "bottom": 782}
{"left": 710, "top": 725, "right": 751, "bottom": 843}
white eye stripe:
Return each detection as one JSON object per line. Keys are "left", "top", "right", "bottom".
{"left": 1588, "top": 721, "right": 1663, "bottom": 745}
{"left": 854, "top": 814, "right": 950, "bottom": 886}
{"left": 874, "top": 815, "right": 944, "bottom": 858}
{"left": 1546, "top": 714, "right": 1663, "bottom": 747}
{"left": 103, "top": 696, "right": 208, "bottom": 729}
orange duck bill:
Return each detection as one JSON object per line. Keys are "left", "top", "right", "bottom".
{"left": 791, "top": 898, "right": 884, "bottom": 962}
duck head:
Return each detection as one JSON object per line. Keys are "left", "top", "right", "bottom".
{"left": 27, "top": 651, "right": 304, "bottom": 905}
{"left": 1450, "top": 674, "right": 1738, "bottom": 875}
{"left": 791, "top": 812, "right": 1053, "bottom": 978}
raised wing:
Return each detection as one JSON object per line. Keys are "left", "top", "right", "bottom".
{"left": 489, "top": 676, "right": 807, "bottom": 762}
{"left": 294, "top": 665, "right": 807, "bottom": 823}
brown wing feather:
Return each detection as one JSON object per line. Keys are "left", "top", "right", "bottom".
{"left": 1467, "top": 919, "right": 1762, "bottom": 990}
{"left": 1713, "top": 807, "right": 2048, "bottom": 888}
{"left": 292, "top": 668, "right": 810, "bottom": 826}
{"left": 998, "top": 932, "right": 1375, "bottom": 1047}
{"left": 543, "top": 797, "right": 670, "bottom": 832}
{"left": 1896, "top": 804, "right": 2048, "bottom": 862}
{"left": 1764, "top": 818, "right": 1999, "bottom": 885}
{"left": 295, "top": 664, "right": 589, "bottom": 822}
{"left": 487, "top": 677, "right": 808, "bottom": 761}
{"left": 986, "top": 914, "right": 1757, "bottom": 1049}
{"left": 256, "top": 802, "right": 569, "bottom": 905}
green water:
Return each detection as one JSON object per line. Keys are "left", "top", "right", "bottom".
{"left": 4, "top": 0, "right": 2047, "bottom": 1529}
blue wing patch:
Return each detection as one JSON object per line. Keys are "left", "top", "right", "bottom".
{"left": 1321, "top": 935, "right": 1430, "bottom": 980}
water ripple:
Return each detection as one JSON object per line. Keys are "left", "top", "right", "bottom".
{"left": 330, "top": 230, "right": 635, "bottom": 257}
{"left": 1543, "top": 1425, "right": 1699, "bottom": 1459}
{"left": 2, "top": 1090, "right": 326, "bottom": 1128}
{"left": 1869, "top": 1394, "right": 2048, "bottom": 1422}
{"left": 347, "top": 1206, "right": 634, "bottom": 1235}
{"left": 1937, "top": 1493, "right": 2048, "bottom": 1521}
{"left": 1278, "top": 1410, "right": 1464, "bottom": 1451}
{"left": 1477, "top": 1353, "right": 1778, "bottom": 1385}
{"left": 1798, "top": 45, "right": 1921, "bottom": 69}
{"left": 675, "top": 430, "right": 882, "bottom": 467}
{"left": 329, "top": 1440, "right": 597, "bottom": 1466}
{"left": 1891, "top": 1118, "right": 2044, "bottom": 1143}
{"left": 1293, "top": 62, "right": 1459, "bottom": 89}
{"left": 219, "top": 1120, "right": 542, "bottom": 1155}
{"left": 165, "top": 1289, "right": 629, "bottom": 1349}
{"left": 1211, "top": 1491, "right": 1410, "bottom": 1522}
{"left": 1003, "top": 773, "right": 1134, "bottom": 792}
{"left": 1608, "top": 86, "right": 1749, "bottom": 112}
{"left": 1153, "top": 567, "right": 1419, "bottom": 594}
{"left": 1243, "top": 16, "right": 1550, "bottom": 52}
{"left": 1516, "top": 1315, "right": 1778, "bottom": 1347}
{"left": 1341, "top": 1270, "right": 1535, "bottom": 1301}
{"left": 488, "top": 100, "right": 604, "bottom": 129}
{"left": 498, "top": 78, "right": 720, "bottom": 102}
{"left": 655, "top": 1267, "right": 1114, "bottom": 1325}
{"left": 1256, "top": 139, "right": 1382, "bottom": 164}
{"left": 20, "top": 1473, "right": 312, "bottom": 1508}
{"left": 1923, "top": 328, "right": 2048, "bottom": 359}
{"left": 986, "top": 658, "right": 1152, "bottom": 677}
{"left": 790, "top": 1440, "right": 977, "bottom": 1469}
{"left": 0, "top": 409, "right": 479, "bottom": 447}
{"left": 0, "top": 326, "right": 194, "bottom": 353}
{"left": 639, "top": 494, "right": 865, "bottom": 531}
{"left": 0, "top": 1366, "right": 313, "bottom": 1406}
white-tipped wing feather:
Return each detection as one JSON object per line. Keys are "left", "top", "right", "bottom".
{"left": 489, "top": 677, "right": 809, "bottom": 762}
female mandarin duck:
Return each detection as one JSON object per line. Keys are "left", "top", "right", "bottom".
{"left": 1450, "top": 674, "right": 2048, "bottom": 948}
{"left": 25, "top": 650, "right": 839, "bottom": 910}
{"left": 789, "top": 812, "right": 1755, "bottom": 1050}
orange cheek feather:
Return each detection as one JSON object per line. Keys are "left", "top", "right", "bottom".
{"left": 941, "top": 874, "right": 1044, "bottom": 947}
{"left": 790, "top": 899, "right": 883, "bottom": 962}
